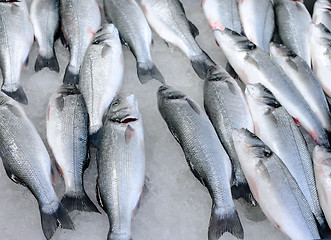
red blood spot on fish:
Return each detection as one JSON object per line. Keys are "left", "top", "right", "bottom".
{"left": 46, "top": 105, "right": 50, "bottom": 121}
{"left": 327, "top": 8, "right": 331, "bottom": 11}
{"left": 215, "top": 40, "right": 219, "bottom": 46}
{"left": 318, "top": 167, "right": 324, "bottom": 175}
{"left": 201, "top": 0, "right": 206, "bottom": 7}
{"left": 141, "top": 3, "right": 148, "bottom": 13}
{"left": 88, "top": 28, "right": 95, "bottom": 41}
{"left": 308, "top": 130, "right": 318, "bottom": 143}
{"left": 276, "top": 225, "right": 280, "bottom": 229}
{"left": 293, "top": 118, "right": 301, "bottom": 125}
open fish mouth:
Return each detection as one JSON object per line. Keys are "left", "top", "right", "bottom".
{"left": 120, "top": 117, "right": 138, "bottom": 124}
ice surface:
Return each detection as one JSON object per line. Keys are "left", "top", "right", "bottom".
{"left": 0, "top": 0, "right": 318, "bottom": 240}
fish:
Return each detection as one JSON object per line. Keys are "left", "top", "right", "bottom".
{"left": 312, "top": 145, "right": 331, "bottom": 228}
{"left": 274, "top": 0, "right": 312, "bottom": 66}
{"left": 312, "top": 0, "right": 331, "bottom": 31}
{"left": 79, "top": 24, "right": 124, "bottom": 148}
{"left": 46, "top": 83, "right": 99, "bottom": 213}
{"left": 104, "top": 0, "right": 164, "bottom": 84}
{"left": 97, "top": 93, "right": 145, "bottom": 240}
{"left": 30, "top": 0, "right": 60, "bottom": 72}
{"left": 140, "top": 0, "right": 215, "bottom": 79}
{"left": 203, "top": 66, "right": 254, "bottom": 203}
{"left": 214, "top": 28, "right": 329, "bottom": 147}
{"left": 59, "top": 0, "right": 101, "bottom": 84}
{"left": 0, "top": 0, "right": 34, "bottom": 104}
{"left": 238, "top": 0, "right": 275, "bottom": 53}
{"left": 245, "top": 83, "right": 325, "bottom": 229}
{"left": 0, "top": 91, "right": 74, "bottom": 240}
{"left": 270, "top": 42, "right": 331, "bottom": 134}
{"left": 233, "top": 128, "right": 320, "bottom": 240}
{"left": 157, "top": 85, "right": 243, "bottom": 240}
{"left": 310, "top": 23, "right": 331, "bottom": 98}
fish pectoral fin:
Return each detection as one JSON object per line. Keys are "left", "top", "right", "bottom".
{"left": 10, "top": 2, "right": 20, "bottom": 14}
{"left": 286, "top": 58, "right": 299, "bottom": 72}
{"left": 188, "top": 20, "right": 199, "bottom": 38}
{"left": 101, "top": 44, "right": 112, "bottom": 58}
{"left": 2, "top": 162, "right": 25, "bottom": 186}
{"left": 120, "top": 36, "right": 130, "bottom": 49}
{"left": 6, "top": 103, "right": 24, "bottom": 118}
{"left": 83, "top": 148, "right": 91, "bottom": 172}
{"left": 188, "top": 161, "right": 206, "bottom": 186}
{"left": 186, "top": 98, "right": 201, "bottom": 115}
{"left": 244, "top": 53, "right": 259, "bottom": 69}
{"left": 96, "top": 180, "right": 106, "bottom": 212}
{"left": 125, "top": 125, "right": 136, "bottom": 143}
{"left": 255, "top": 160, "right": 270, "bottom": 180}
{"left": 55, "top": 95, "right": 64, "bottom": 111}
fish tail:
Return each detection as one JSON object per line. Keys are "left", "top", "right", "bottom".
{"left": 190, "top": 51, "right": 217, "bottom": 79}
{"left": 61, "top": 192, "right": 100, "bottom": 213}
{"left": 39, "top": 203, "right": 74, "bottom": 240}
{"left": 35, "top": 54, "right": 60, "bottom": 73}
{"left": 208, "top": 205, "right": 244, "bottom": 240}
{"left": 231, "top": 183, "right": 256, "bottom": 206}
{"left": 90, "top": 127, "right": 103, "bottom": 148}
{"left": 63, "top": 66, "right": 79, "bottom": 84}
{"left": 137, "top": 61, "right": 165, "bottom": 84}
{"left": 2, "top": 86, "right": 28, "bottom": 105}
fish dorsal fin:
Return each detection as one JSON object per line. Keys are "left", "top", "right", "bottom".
{"left": 244, "top": 53, "right": 259, "bottom": 69}
{"left": 125, "top": 124, "right": 135, "bottom": 144}
{"left": 188, "top": 20, "right": 199, "bottom": 38}
{"left": 186, "top": 98, "right": 201, "bottom": 115}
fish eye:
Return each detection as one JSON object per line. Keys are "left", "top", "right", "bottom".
{"left": 112, "top": 100, "right": 119, "bottom": 106}
{"left": 263, "top": 148, "right": 271, "bottom": 157}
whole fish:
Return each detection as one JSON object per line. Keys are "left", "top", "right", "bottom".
{"left": 97, "top": 93, "right": 145, "bottom": 240}
{"left": 0, "top": 0, "right": 33, "bottom": 104}
{"left": 313, "top": 0, "right": 331, "bottom": 31}
{"left": 203, "top": 66, "right": 254, "bottom": 203}
{"left": 79, "top": 24, "right": 123, "bottom": 147}
{"left": 274, "top": 0, "right": 312, "bottom": 66}
{"left": 60, "top": 0, "right": 101, "bottom": 84}
{"left": 157, "top": 85, "right": 243, "bottom": 240}
{"left": 0, "top": 91, "right": 74, "bottom": 240}
{"left": 141, "top": 0, "right": 215, "bottom": 79}
{"left": 310, "top": 23, "right": 331, "bottom": 98}
{"left": 30, "top": 0, "right": 60, "bottom": 72}
{"left": 245, "top": 83, "right": 325, "bottom": 229}
{"left": 270, "top": 42, "right": 331, "bottom": 133}
{"left": 238, "top": 0, "right": 274, "bottom": 53}
{"left": 214, "top": 28, "right": 329, "bottom": 147}
{"left": 46, "top": 83, "right": 99, "bottom": 213}
{"left": 104, "top": 0, "right": 164, "bottom": 84}
{"left": 312, "top": 145, "right": 331, "bottom": 228}
{"left": 233, "top": 128, "right": 320, "bottom": 240}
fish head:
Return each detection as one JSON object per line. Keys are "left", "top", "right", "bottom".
{"left": 157, "top": 85, "right": 186, "bottom": 102}
{"left": 92, "top": 24, "right": 120, "bottom": 45}
{"left": 311, "top": 23, "right": 331, "bottom": 39}
{"left": 205, "top": 65, "right": 231, "bottom": 82}
{"left": 107, "top": 93, "right": 140, "bottom": 124}
{"left": 314, "top": 0, "right": 331, "bottom": 12}
{"left": 57, "top": 83, "right": 80, "bottom": 97}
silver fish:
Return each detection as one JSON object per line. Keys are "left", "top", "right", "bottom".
{"left": 104, "top": 0, "right": 164, "bottom": 84}
{"left": 0, "top": 0, "right": 33, "bottom": 104}
{"left": 157, "top": 85, "right": 243, "bottom": 240}
{"left": 238, "top": 0, "right": 275, "bottom": 53}
{"left": 310, "top": 23, "right": 331, "bottom": 98}
{"left": 0, "top": 91, "right": 74, "bottom": 240}
{"left": 60, "top": 0, "right": 101, "bottom": 84}
{"left": 141, "top": 0, "right": 215, "bottom": 79}
{"left": 79, "top": 24, "right": 124, "bottom": 147}
{"left": 274, "top": 0, "right": 312, "bottom": 66}
{"left": 46, "top": 83, "right": 99, "bottom": 213}
{"left": 214, "top": 28, "right": 329, "bottom": 147}
{"left": 97, "top": 93, "right": 145, "bottom": 240}
{"left": 30, "top": 0, "right": 60, "bottom": 72}
{"left": 245, "top": 83, "right": 325, "bottom": 229}
{"left": 203, "top": 66, "right": 254, "bottom": 203}
{"left": 270, "top": 42, "right": 331, "bottom": 133}
{"left": 313, "top": 0, "right": 331, "bottom": 31}
{"left": 233, "top": 128, "right": 320, "bottom": 240}
{"left": 312, "top": 145, "right": 331, "bottom": 228}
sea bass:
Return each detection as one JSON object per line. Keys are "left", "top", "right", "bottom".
{"left": 310, "top": 23, "right": 331, "bottom": 98}
{"left": 97, "top": 93, "right": 145, "bottom": 240}
{"left": 30, "top": 0, "right": 60, "bottom": 72}
{"left": 60, "top": 0, "right": 101, "bottom": 84}
{"left": 0, "top": 0, "right": 33, "bottom": 104}
{"left": 238, "top": 0, "right": 274, "bottom": 53}
{"left": 157, "top": 85, "right": 243, "bottom": 240}
{"left": 0, "top": 91, "right": 74, "bottom": 240}
{"left": 312, "top": 145, "right": 331, "bottom": 228}
{"left": 141, "top": 0, "right": 215, "bottom": 79}
{"left": 274, "top": 0, "right": 312, "bottom": 66}
{"left": 313, "top": 0, "right": 331, "bottom": 31}
{"left": 214, "top": 28, "right": 329, "bottom": 147}
{"left": 46, "top": 83, "right": 99, "bottom": 213}
{"left": 203, "top": 66, "right": 254, "bottom": 203}
{"left": 270, "top": 42, "right": 331, "bottom": 133}
{"left": 79, "top": 24, "right": 123, "bottom": 147}
{"left": 233, "top": 128, "right": 320, "bottom": 240}
{"left": 245, "top": 83, "right": 325, "bottom": 228}
{"left": 104, "top": 0, "right": 164, "bottom": 84}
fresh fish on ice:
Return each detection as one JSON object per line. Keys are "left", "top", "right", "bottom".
{"left": 97, "top": 93, "right": 145, "bottom": 240}
{"left": 79, "top": 24, "right": 124, "bottom": 147}
{"left": 158, "top": 85, "right": 243, "bottom": 240}
{"left": 46, "top": 83, "right": 99, "bottom": 213}
{"left": 233, "top": 128, "right": 320, "bottom": 240}
{"left": 104, "top": 0, "right": 164, "bottom": 84}
{"left": 141, "top": 0, "right": 215, "bottom": 79}
{"left": 0, "top": 91, "right": 74, "bottom": 240}
{"left": 214, "top": 28, "right": 329, "bottom": 147}
{"left": 30, "top": 0, "right": 60, "bottom": 72}
{"left": 313, "top": 0, "right": 331, "bottom": 31}
{"left": 0, "top": 0, "right": 34, "bottom": 104}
